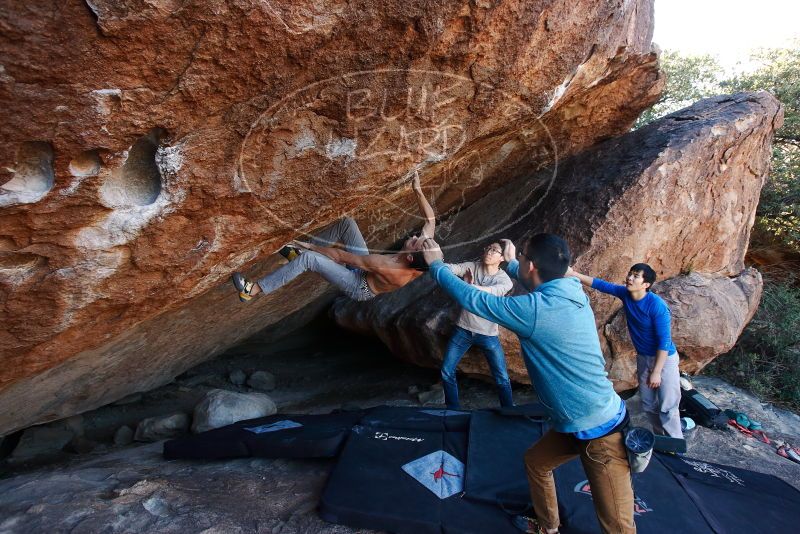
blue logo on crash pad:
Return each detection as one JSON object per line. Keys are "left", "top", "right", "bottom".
{"left": 244, "top": 420, "right": 302, "bottom": 434}
{"left": 418, "top": 409, "right": 468, "bottom": 417}
{"left": 402, "top": 450, "right": 464, "bottom": 499}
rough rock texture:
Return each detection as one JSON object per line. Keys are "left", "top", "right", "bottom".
{"left": 605, "top": 269, "right": 764, "bottom": 389}
{"left": 191, "top": 389, "right": 276, "bottom": 434}
{"left": 229, "top": 369, "right": 247, "bottom": 386}
{"left": 133, "top": 412, "right": 190, "bottom": 442}
{"left": 0, "top": 360, "right": 797, "bottom": 533}
{"left": 0, "top": 0, "right": 663, "bottom": 435}
{"left": 0, "top": 443, "right": 345, "bottom": 534}
{"left": 113, "top": 425, "right": 134, "bottom": 446}
{"left": 333, "top": 92, "right": 783, "bottom": 388}
{"left": 247, "top": 370, "right": 276, "bottom": 392}
{"left": 10, "top": 426, "right": 74, "bottom": 462}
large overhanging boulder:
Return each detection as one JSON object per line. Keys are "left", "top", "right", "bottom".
{"left": 333, "top": 91, "right": 783, "bottom": 389}
{"left": 0, "top": 1, "right": 662, "bottom": 434}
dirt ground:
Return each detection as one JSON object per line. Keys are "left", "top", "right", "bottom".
{"left": 1, "top": 320, "right": 798, "bottom": 533}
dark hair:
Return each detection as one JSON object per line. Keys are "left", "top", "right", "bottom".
{"left": 629, "top": 263, "right": 656, "bottom": 290}
{"left": 408, "top": 251, "right": 429, "bottom": 271}
{"left": 525, "top": 233, "right": 571, "bottom": 282}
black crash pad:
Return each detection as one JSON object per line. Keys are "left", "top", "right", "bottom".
{"left": 319, "top": 423, "right": 519, "bottom": 534}
{"left": 463, "top": 409, "right": 800, "bottom": 533}
{"left": 163, "top": 410, "right": 364, "bottom": 460}
{"left": 359, "top": 405, "right": 471, "bottom": 432}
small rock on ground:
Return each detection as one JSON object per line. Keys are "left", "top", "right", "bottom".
{"left": 192, "top": 389, "right": 276, "bottom": 434}
{"left": 134, "top": 413, "right": 190, "bottom": 442}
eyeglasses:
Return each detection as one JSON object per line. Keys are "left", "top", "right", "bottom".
{"left": 484, "top": 247, "right": 502, "bottom": 254}
{"left": 517, "top": 250, "right": 532, "bottom": 262}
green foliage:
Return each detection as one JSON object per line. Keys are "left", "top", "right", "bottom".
{"left": 705, "top": 281, "right": 800, "bottom": 410}
{"left": 724, "top": 47, "right": 800, "bottom": 250}
{"left": 755, "top": 144, "right": 800, "bottom": 248}
{"left": 723, "top": 47, "right": 800, "bottom": 146}
{"left": 635, "top": 50, "right": 723, "bottom": 128}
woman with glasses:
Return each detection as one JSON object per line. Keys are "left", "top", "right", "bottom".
{"left": 440, "top": 242, "right": 515, "bottom": 409}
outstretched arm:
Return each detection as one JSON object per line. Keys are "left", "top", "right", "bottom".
{"left": 430, "top": 262, "right": 534, "bottom": 337}
{"left": 566, "top": 266, "right": 628, "bottom": 299}
{"left": 565, "top": 267, "right": 594, "bottom": 287}
{"left": 412, "top": 173, "right": 435, "bottom": 239}
{"left": 474, "top": 271, "right": 514, "bottom": 296}
{"left": 421, "top": 238, "right": 534, "bottom": 337}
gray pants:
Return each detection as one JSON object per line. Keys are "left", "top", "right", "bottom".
{"left": 637, "top": 353, "right": 683, "bottom": 438}
{"left": 256, "top": 218, "right": 374, "bottom": 301}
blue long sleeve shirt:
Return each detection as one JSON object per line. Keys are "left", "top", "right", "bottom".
{"left": 429, "top": 259, "right": 622, "bottom": 433}
{"left": 590, "top": 278, "right": 677, "bottom": 357}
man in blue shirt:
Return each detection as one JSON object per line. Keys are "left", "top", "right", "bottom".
{"left": 567, "top": 264, "right": 682, "bottom": 439}
{"left": 421, "top": 235, "right": 635, "bottom": 534}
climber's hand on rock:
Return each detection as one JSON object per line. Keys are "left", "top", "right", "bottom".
{"left": 293, "top": 240, "right": 315, "bottom": 251}
{"left": 500, "top": 239, "right": 516, "bottom": 262}
{"left": 421, "top": 238, "right": 443, "bottom": 265}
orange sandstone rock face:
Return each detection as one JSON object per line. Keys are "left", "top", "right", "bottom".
{"left": 333, "top": 92, "right": 783, "bottom": 390}
{"left": 0, "top": 0, "right": 662, "bottom": 434}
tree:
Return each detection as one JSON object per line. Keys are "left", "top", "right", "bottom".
{"left": 634, "top": 50, "right": 723, "bottom": 127}
{"left": 724, "top": 47, "right": 800, "bottom": 250}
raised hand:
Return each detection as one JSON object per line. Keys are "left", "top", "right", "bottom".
{"left": 411, "top": 170, "right": 422, "bottom": 192}
{"left": 421, "top": 238, "right": 444, "bottom": 265}
{"left": 464, "top": 268, "right": 473, "bottom": 285}
{"left": 500, "top": 239, "right": 516, "bottom": 262}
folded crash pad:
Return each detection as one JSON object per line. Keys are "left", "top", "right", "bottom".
{"left": 162, "top": 410, "right": 364, "bottom": 460}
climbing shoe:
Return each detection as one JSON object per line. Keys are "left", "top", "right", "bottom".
{"left": 279, "top": 245, "right": 301, "bottom": 261}
{"left": 231, "top": 272, "right": 255, "bottom": 302}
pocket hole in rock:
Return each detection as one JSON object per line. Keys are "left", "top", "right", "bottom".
{"left": 0, "top": 142, "right": 55, "bottom": 206}
{"left": 100, "top": 128, "right": 167, "bottom": 207}
{"left": 69, "top": 150, "right": 102, "bottom": 177}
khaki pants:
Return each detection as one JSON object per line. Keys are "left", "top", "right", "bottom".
{"left": 524, "top": 429, "right": 636, "bottom": 533}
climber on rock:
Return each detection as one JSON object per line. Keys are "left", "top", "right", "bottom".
{"left": 231, "top": 172, "right": 436, "bottom": 302}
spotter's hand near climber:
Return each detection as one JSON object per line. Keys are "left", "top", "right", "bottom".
{"left": 232, "top": 173, "right": 436, "bottom": 303}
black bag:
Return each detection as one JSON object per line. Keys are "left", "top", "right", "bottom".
{"left": 680, "top": 389, "right": 728, "bottom": 429}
